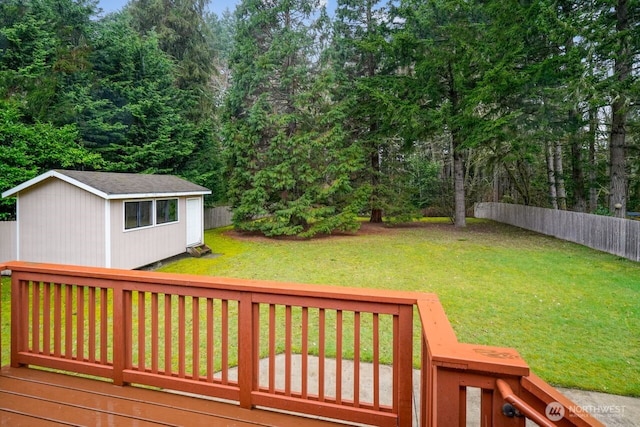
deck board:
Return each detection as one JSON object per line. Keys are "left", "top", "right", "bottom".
{"left": 1, "top": 391, "right": 166, "bottom": 427}
{"left": 0, "top": 411, "right": 64, "bottom": 427}
{"left": 0, "top": 366, "right": 346, "bottom": 427}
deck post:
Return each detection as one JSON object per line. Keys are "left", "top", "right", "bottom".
{"left": 435, "top": 368, "right": 462, "bottom": 426}
{"left": 397, "top": 304, "right": 414, "bottom": 426}
{"left": 113, "top": 285, "right": 126, "bottom": 386}
{"left": 10, "top": 273, "right": 27, "bottom": 368}
{"left": 238, "top": 294, "right": 254, "bottom": 409}
{"left": 420, "top": 337, "right": 430, "bottom": 427}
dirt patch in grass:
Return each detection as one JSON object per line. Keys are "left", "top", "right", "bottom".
{"left": 223, "top": 224, "right": 376, "bottom": 242}
{"left": 223, "top": 219, "right": 506, "bottom": 242}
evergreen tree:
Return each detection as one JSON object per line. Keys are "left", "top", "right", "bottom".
{"left": 331, "top": 0, "right": 417, "bottom": 223}
{"left": 393, "top": 0, "right": 495, "bottom": 227}
{"left": 127, "top": 0, "right": 226, "bottom": 201}
{"left": 127, "top": 0, "right": 216, "bottom": 118}
{"left": 478, "top": 0, "right": 585, "bottom": 209}
{"left": 587, "top": 0, "right": 638, "bottom": 216}
{"left": 0, "top": 0, "right": 99, "bottom": 122}
{"left": 207, "top": 10, "right": 235, "bottom": 108}
{"left": 0, "top": 100, "right": 103, "bottom": 219}
{"left": 84, "top": 16, "right": 196, "bottom": 174}
{"left": 224, "top": 0, "right": 365, "bottom": 237}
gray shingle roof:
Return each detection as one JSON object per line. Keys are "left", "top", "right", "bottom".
{"left": 56, "top": 170, "right": 210, "bottom": 196}
{"left": 1, "top": 170, "right": 211, "bottom": 199}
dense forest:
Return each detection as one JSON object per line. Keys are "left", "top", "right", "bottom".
{"left": 1, "top": 0, "right": 638, "bottom": 236}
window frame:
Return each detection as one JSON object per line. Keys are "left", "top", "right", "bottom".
{"left": 124, "top": 200, "right": 154, "bottom": 231}
{"left": 155, "top": 198, "right": 179, "bottom": 225}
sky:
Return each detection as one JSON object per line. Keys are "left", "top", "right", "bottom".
{"left": 98, "top": 0, "right": 239, "bottom": 17}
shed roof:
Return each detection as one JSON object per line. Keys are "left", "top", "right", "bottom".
{"left": 2, "top": 170, "right": 211, "bottom": 200}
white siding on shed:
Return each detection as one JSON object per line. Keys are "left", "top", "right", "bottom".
{"left": 109, "top": 198, "right": 187, "bottom": 269}
{"left": 18, "top": 179, "right": 106, "bottom": 266}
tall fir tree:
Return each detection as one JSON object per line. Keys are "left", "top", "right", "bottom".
{"left": 224, "top": 0, "right": 365, "bottom": 237}
{"left": 591, "top": 0, "right": 638, "bottom": 216}
{"left": 393, "top": 0, "right": 495, "bottom": 227}
{"left": 0, "top": 0, "right": 99, "bottom": 123}
{"left": 126, "top": 0, "right": 226, "bottom": 200}
{"left": 0, "top": 100, "right": 103, "bottom": 219}
{"left": 72, "top": 15, "right": 197, "bottom": 174}
{"left": 331, "top": 0, "right": 420, "bottom": 223}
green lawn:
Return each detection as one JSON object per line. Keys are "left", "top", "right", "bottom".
{"left": 1, "top": 218, "right": 638, "bottom": 396}
{"left": 157, "top": 218, "right": 640, "bottom": 397}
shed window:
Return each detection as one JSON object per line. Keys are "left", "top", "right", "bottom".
{"left": 125, "top": 201, "right": 153, "bottom": 229}
{"left": 156, "top": 199, "right": 178, "bottom": 224}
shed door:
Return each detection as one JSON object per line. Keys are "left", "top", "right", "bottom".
{"left": 186, "top": 198, "right": 203, "bottom": 247}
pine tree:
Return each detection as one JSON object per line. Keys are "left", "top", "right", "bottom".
{"left": 594, "top": 0, "right": 637, "bottom": 216}
{"left": 127, "top": 0, "right": 214, "bottom": 96}
{"left": 0, "top": 0, "right": 99, "bottom": 122}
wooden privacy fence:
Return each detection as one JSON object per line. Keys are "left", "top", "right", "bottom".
{"left": 1, "top": 261, "right": 603, "bottom": 426}
{"left": 204, "top": 206, "right": 233, "bottom": 230}
{"left": 0, "top": 221, "right": 17, "bottom": 265}
{"left": 475, "top": 202, "right": 640, "bottom": 262}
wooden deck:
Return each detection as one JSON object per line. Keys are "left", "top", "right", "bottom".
{"left": 0, "top": 366, "right": 343, "bottom": 426}
{"left": 0, "top": 261, "right": 606, "bottom": 427}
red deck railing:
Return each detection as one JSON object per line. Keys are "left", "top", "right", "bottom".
{"left": 0, "top": 261, "right": 604, "bottom": 426}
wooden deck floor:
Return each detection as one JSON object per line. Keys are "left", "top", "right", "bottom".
{"left": 0, "top": 366, "right": 345, "bottom": 427}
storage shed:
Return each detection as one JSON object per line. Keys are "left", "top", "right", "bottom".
{"left": 2, "top": 170, "right": 211, "bottom": 269}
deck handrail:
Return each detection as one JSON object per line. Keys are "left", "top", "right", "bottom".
{"left": 496, "top": 379, "right": 555, "bottom": 427}
{"left": 2, "top": 261, "right": 606, "bottom": 426}
{"left": 417, "top": 298, "right": 605, "bottom": 426}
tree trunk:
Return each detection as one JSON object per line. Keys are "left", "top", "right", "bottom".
{"left": 447, "top": 62, "right": 465, "bottom": 228}
{"left": 588, "top": 107, "right": 598, "bottom": 213}
{"left": 453, "top": 136, "right": 466, "bottom": 228}
{"left": 608, "top": 0, "right": 630, "bottom": 218}
{"left": 493, "top": 169, "right": 500, "bottom": 202}
{"left": 560, "top": 8, "right": 586, "bottom": 212}
{"left": 369, "top": 147, "right": 383, "bottom": 223}
{"left": 571, "top": 142, "right": 586, "bottom": 212}
{"left": 546, "top": 141, "right": 558, "bottom": 209}
{"left": 554, "top": 141, "right": 567, "bottom": 210}
{"left": 369, "top": 209, "right": 383, "bottom": 223}
{"left": 365, "top": 1, "right": 382, "bottom": 224}
{"left": 610, "top": 106, "right": 628, "bottom": 217}
{"left": 570, "top": 113, "right": 586, "bottom": 212}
